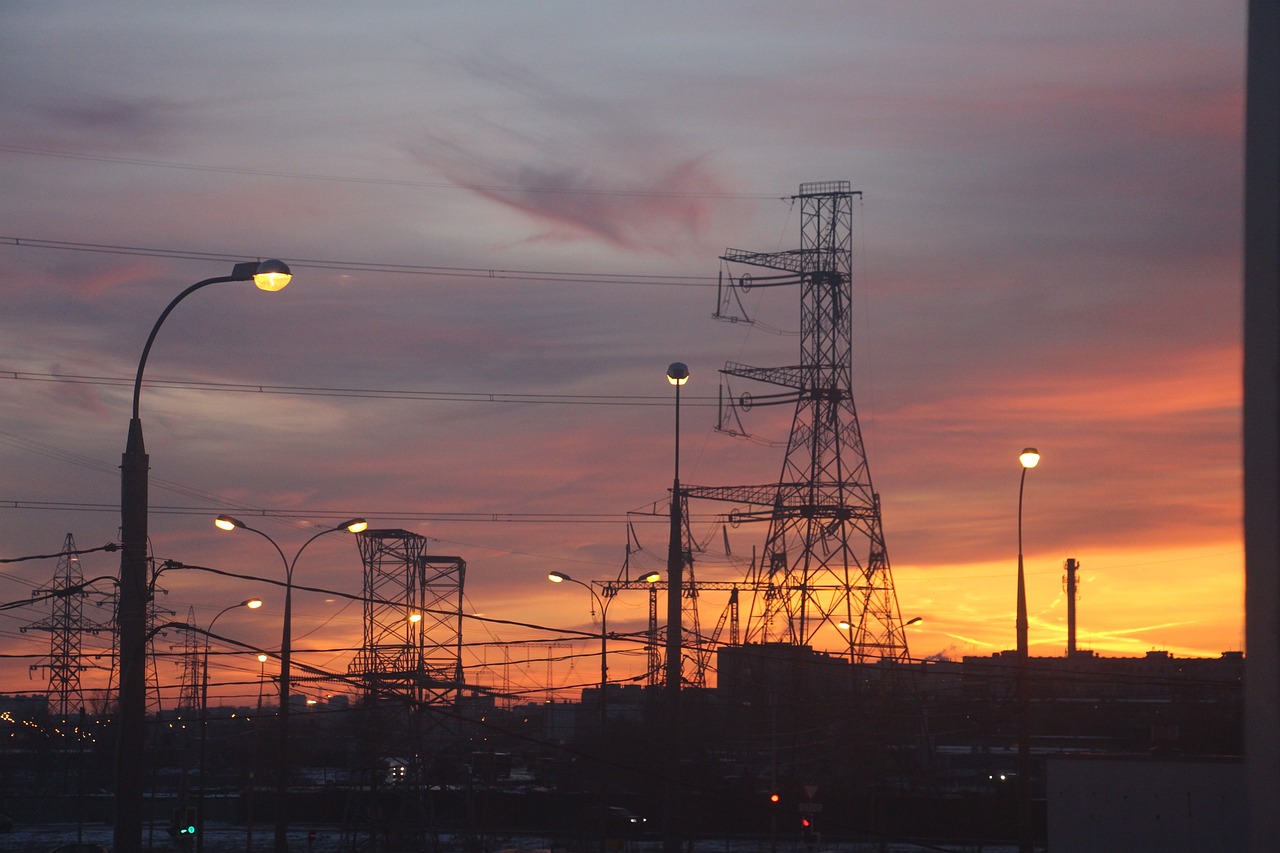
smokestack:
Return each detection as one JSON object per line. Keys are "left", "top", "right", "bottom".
{"left": 1064, "top": 558, "right": 1079, "bottom": 655}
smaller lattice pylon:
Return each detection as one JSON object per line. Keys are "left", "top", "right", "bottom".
{"left": 145, "top": 594, "right": 176, "bottom": 714}
{"left": 21, "top": 534, "right": 109, "bottom": 718}
{"left": 173, "top": 607, "right": 202, "bottom": 717}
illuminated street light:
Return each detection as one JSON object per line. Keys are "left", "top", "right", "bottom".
{"left": 664, "top": 362, "right": 688, "bottom": 853}
{"left": 1016, "top": 446, "right": 1039, "bottom": 853}
{"left": 215, "top": 514, "right": 366, "bottom": 853}
{"left": 199, "top": 599, "right": 263, "bottom": 853}
{"left": 839, "top": 615, "right": 922, "bottom": 631}
{"left": 548, "top": 569, "right": 656, "bottom": 852}
{"left": 838, "top": 613, "right": 922, "bottom": 665}
{"left": 547, "top": 571, "right": 612, "bottom": 712}
{"left": 115, "top": 260, "right": 291, "bottom": 853}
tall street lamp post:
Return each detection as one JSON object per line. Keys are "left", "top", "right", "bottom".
{"left": 247, "top": 651, "right": 270, "bottom": 853}
{"left": 547, "top": 569, "right": 659, "bottom": 849}
{"left": 199, "top": 599, "right": 263, "bottom": 853}
{"left": 663, "top": 361, "right": 688, "bottom": 853}
{"left": 115, "top": 259, "right": 291, "bottom": 853}
{"left": 1016, "top": 446, "right": 1040, "bottom": 853}
{"left": 548, "top": 570, "right": 611, "bottom": 853}
{"left": 214, "top": 515, "right": 367, "bottom": 853}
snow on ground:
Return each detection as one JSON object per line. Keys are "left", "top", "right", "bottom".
{"left": 0, "top": 824, "right": 1022, "bottom": 853}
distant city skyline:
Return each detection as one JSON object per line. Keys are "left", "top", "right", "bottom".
{"left": 0, "top": 1, "right": 1246, "bottom": 704}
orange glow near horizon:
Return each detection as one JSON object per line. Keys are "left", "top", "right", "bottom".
{"left": 15, "top": 537, "right": 1244, "bottom": 708}
{"left": 893, "top": 540, "right": 1244, "bottom": 661}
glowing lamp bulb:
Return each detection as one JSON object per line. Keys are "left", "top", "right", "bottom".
{"left": 252, "top": 259, "right": 292, "bottom": 292}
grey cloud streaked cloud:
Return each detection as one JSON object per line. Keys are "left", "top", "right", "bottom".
{"left": 447, "top": 160, "right": 737, "bottom": 253}
{"left": 20, "top": 96, "right": 190, "bottom": 152}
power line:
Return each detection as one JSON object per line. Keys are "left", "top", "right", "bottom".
{"left": 0, "top": 236, "right": 717, "bottom": 287}
{"left": 0, "top": 500, "right": 697, "bottom": 525}
{"left": 0, "top": 545, "right": 118, "bottom": 565}
{"left": 0, "top": 370, "right": 721, "bottom": 407}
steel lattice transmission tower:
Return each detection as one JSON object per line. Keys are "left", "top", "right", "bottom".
{"left": 175, "top": 607, "right": 202, "bottom": 715}
{"left": 694, "top": 180, "right": 910, "bottom": 663}
{"left": 21, "top": 533, "right": 106, "bottom": 717}
{"left": 347, "top": 529, "right": 465, "bottom": 704}
{"left": 89, "top": 584, "right": 169, "bottom": 716}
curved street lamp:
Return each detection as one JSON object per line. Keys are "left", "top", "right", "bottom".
{"left": 839, "top": 615, "right": 922, "bottom": 631}
{"left": 214, "top": 515, "right": 366, "bottom": 853}
{"left": 548, "top": 571, "right": 611, "bottom": 722}
{"left": 115, "top": 260, "right": 291, "bottom": 853}
{"left": 548, "top": 570, "right": 659, "bottom": 718}
{"left": 1016, "top": 446, "right": 1040, "bottom": 853}
{"left": 199, "top": 598, "right": 263, "bottom": 853}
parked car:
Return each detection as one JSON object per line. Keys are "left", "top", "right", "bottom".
{"left": 606, "top": 806, "right": 648, "bottom": 834}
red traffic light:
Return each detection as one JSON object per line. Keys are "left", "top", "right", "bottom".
{"left": 769, "top": 792, "right": 780, "bottom": 803}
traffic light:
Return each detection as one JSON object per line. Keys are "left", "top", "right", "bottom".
{"left": 801, "top": 815, "right": 817, "bottom": 844}
{"left": 170, "top": 806, "right": 197, "bottom": 848}
{"left": 769, "top": 792, "right": 780, "bottom": 805}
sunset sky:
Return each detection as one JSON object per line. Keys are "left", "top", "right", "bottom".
{"left": 0, "top": 2, "right": 1247, "bottom": 707}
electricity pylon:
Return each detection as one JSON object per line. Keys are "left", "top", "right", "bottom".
{"left": 690, "top": 180, "right": 910, "bottom": 663}
{"left": 348, "top": 529, "right": 465, "bottom": 705}
{"left": 22, "top": 533, "right": 107, "bottom": 717}
{"left": 175, "top": 607, "right": 202, "bottom": 715}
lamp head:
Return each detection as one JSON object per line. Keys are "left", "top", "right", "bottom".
{"left": 1019, "top": 447, "right": 1041, "bottom": 469}
{"left": 639, "top": 570, "right": 661, "bottom": 584}
{"left": 257, "top": 653, "right": 269, "bottom": 663}
{"left": 666, "top": 362, "right": 690, "bottom": 386}
{"left": 244, "top": 598, "right": 264, "bottom": 610}
{"left": 548, "top": 571, "right": 571, "bottom": 583}
{"left": 341, "top": 518, "right": 369, "bottom": 534}
{"left": 408, "top": 612, "right": 423, "bottom": 623}
{"left": 252, "top": 259, "right": 292, "bottom": 292}
{"left": 214, "top": 515, "right": 244, "bottom": 532}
